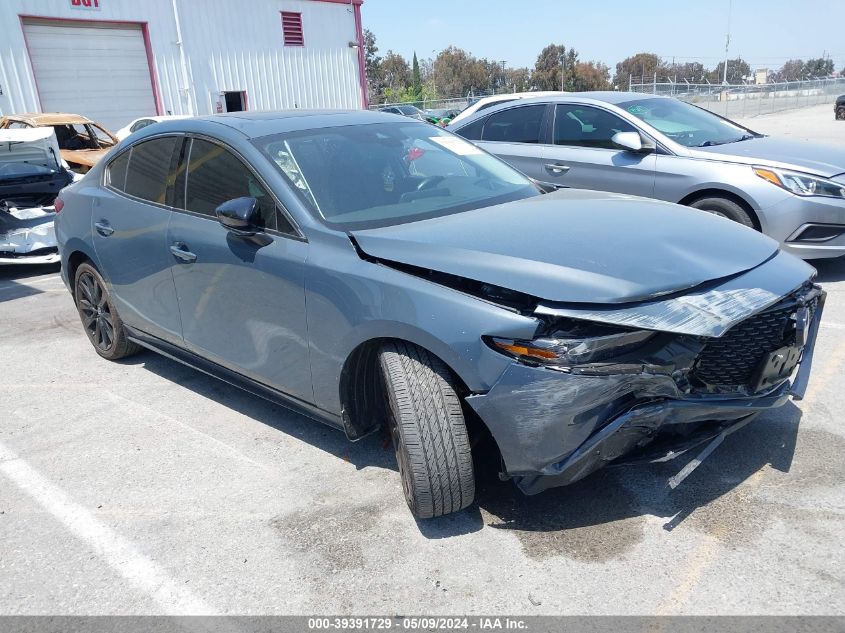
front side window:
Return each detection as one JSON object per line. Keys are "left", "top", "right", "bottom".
{"left": 122, "top": 136, "right": 179, "bottom": 205}
{"left": 254, "top": 121, "right": 537, "bottom": 230}
{"left": 481, "top": 105, "right": 545, "bottom": 144}
{"left": 184, "top": 139, "right": 279, "bottom": 230}
{"left": 618, "top": 97, "right": 758, "bottom": 147}
{"left": 553, "top": 104, "right": 637, "bottom": 149}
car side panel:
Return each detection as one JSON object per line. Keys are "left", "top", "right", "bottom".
{"left": 303, "top": 232, "right": 541, "bottom": 416}
{"left": 88, "top": 185, "right": 183, "bottom": 345}
{"left": 540, "top": 144, "right": 657, "bottom": 197}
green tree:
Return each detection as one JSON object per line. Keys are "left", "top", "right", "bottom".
{"left": 533, "top": 44, "right": 578, "bottom": 91}
{"left": 709, "top": 58, "right": 751, "bottom": 84}
{"left": 674, "top": 62, "right": 707, "bottom": 83}
{"left": 805, "top": 57, "right": 834, "bottom": 78}
{"left": 381, "top": 51, "right": 411, "bottom": 95}
{"left": 363, "top": 29, "right": 383, "bottom": 103}
{"left": 775, "top": 59, "right": 806, "bottom": 81}
{"left": 613, "top": 53, "right": 667, "bottom": 88}
{"left": 411, "top": 52, "right": 422, "bottom": 99}
{"left": 572, "top": 61, "right": 611, "bottom": 91}
{"left": 432, "top": 47, "right": 487, "bottom": 97}
{"left": 504, "top": 67, "right": 532, "bottom": 93}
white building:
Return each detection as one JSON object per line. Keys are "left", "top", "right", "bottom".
{"left": 0, "top": 0, "right": 367, "bottom": 130}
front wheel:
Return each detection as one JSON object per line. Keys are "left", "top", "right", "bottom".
{"left": 74, "top": 262, "right": 141, "bottom": 360}
{"left": 836, "top": 106, "right": 845, "bottom": 121}
{"left": 378, "top": 341, "right": 475, "bottom": 519}
{"left": 689, "top": 197, "right": 756, "bottom": 229}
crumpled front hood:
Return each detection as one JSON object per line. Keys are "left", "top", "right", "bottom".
{"left": 690, "top": 136, "right": 845, "bottom": 178}
{"left": 351, "top": 189, "right": 780, "bottom": 304}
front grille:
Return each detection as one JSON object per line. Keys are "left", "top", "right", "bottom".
{"left": 692, "top": 303, "right": 796, "bottom": 389}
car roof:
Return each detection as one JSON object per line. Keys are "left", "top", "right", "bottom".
{"left": 449, "top": 92, "right": 672, "bottom": 128}
{"left": 171, "top": 109, "right": 409, "bottom": 137}
{"left": 2, "top": 112, "right": 94, "bottom": 126}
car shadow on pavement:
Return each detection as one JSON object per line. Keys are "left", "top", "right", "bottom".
{"left": 419, "top": 402, "right": 801, "bottom": 543}
{"left": 813, "top": 256, "right": 845, "bottom": 283}
{"left": 128, "top": 349, "right": 801, "bottom": 545}
{"left": 0, "top": 263, "right": 60, "bottom": 302}
{"left": 123, "top": 349, "right": 399, "bottom": 472}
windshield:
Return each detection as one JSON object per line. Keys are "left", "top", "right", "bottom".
{"left": 618, "top": 97, "right": 759, "bottom": 147}
{"left": 0, "top": 162, "right": 57, "bottom": 179}
{"left": 397, "top": 105, "right": 424, "bottom": 116}
{"left": 254, "top": 121, "right": 537, "bottom": 230}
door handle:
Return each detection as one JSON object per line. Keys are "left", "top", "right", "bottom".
{"left": 544, "top": 163, "right": 571, "bottom": 175}
{"left": 170, "top": 242, "right": 197, "bottom": 263}
{"left": 94, "top": 220, "right": 114, "bottom": 237}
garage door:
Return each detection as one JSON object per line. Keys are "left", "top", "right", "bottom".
{"left": 22, "top": 19, "right": 158, "bottom": 131}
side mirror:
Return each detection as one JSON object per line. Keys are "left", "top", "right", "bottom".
{"left": 611, "top": 131, "right": 644, "bottom": 152}
{"left": 215, "top": 197, "right": 261, "bottom": 236}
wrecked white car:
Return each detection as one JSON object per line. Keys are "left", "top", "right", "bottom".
{"left": 0, "top": 128, "right": 74, "bottom": 264}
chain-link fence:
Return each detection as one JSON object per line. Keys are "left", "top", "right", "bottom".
{"left": 629, "top": 77, "right": 845, "bottom": 119}
{"left": 369, "top": 92, "right": 496, "bottom": 113}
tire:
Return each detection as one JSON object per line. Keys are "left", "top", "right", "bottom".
{"left": 74, "top": 262, "right": 141, "bottom": 361}
{"left": 378, "top": 341, "right": 475, "bottom": 519}
{"left": 688, "top": 196, "right": 756, "bottom": 229}
{"left": 836, "top": 106, "right": 845, "bottom": 121}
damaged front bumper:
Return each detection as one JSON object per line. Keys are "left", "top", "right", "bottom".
{"left": 466, "top": 264, "right": 825, "bottom": 496}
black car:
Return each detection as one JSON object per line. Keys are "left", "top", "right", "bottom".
{"left": 836, "top": 95, "right": 845, "bottom": 120}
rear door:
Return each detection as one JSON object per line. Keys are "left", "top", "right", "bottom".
{"left": 465, "top": 104, "right": 551, "bottom": 182}
{"left": 542, "top": 103, "right": 656, "bottom": 197}
{"left": 166, "top": 136, "right": 313, "bottom": 402}
{"left": 91, "top": 135, "right": 182, "bottom": 344}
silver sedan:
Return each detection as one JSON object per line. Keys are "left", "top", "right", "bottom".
{"left": 449, "top": 92, "right": 845, "bottom": 259}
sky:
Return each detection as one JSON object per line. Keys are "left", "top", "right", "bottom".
{"left": 360, "top": 0, "right": 845, "bottom": 78}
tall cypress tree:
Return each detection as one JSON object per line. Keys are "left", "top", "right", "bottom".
{"left": 411, "top": 52, "right": 422, "bottom": 99}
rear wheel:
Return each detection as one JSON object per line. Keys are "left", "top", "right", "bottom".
{"left": 378, "top": 341, "right": 475, "bottom": 519}
{"left": 689, "top": 196, "right": 756, "bottom": 229}
{"left": 74, "top": 262, "right": 140, "bottom": 360}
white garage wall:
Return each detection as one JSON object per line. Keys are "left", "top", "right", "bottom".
{"left": 0, "top": 0, "right": 365, "bottom": 129}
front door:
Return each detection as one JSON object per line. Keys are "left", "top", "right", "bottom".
{"left": 167, "top": 137, "right": 312, "bottom": 403}
{"left": 541, "top": 103, "right": 656, "bottom": 197}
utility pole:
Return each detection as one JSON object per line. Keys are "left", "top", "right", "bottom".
{"left": 561, "top": 49, "right": 565, "bottom": 92}
{"left": 722, "top": 0, "right": 732, "bottom": 84}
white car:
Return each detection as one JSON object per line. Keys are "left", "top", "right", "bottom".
{"left": 448, "top": 91, "right": 562, "bottom": 127}
{"left": 115, "top": 115, "right": 191, "bottom": 140}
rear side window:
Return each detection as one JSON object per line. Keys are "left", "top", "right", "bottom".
{"left": 184, "top": 139, "right": 281, "bottom": 231}
{"left": 123, "top": 137, "right": 179, "bottom": 205}
{"left": 454, "top": 117, "right": 486, "bottom": 141}
{"left": 107, "top": 151, "right": 130, "bottom": 191}
{"left": 481, "top": 105, "right": 545, "bottom": 143}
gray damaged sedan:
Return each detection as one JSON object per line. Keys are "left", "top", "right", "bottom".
{"left": 56, "top": 111, "right": 824, "bottom": 518}
{"left": 450, "top": 93, "right": 845, "bottom": 260}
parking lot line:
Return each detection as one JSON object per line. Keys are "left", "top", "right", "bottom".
{"left": 654, "top": 335, "right": 845, "bottom": 615}
{"left": 0, "top": 440, "right": 218, "bottom": 616}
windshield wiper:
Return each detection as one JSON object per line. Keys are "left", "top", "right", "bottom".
{"left": 697, "top": 133, "right": 758, "bottom": 147}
